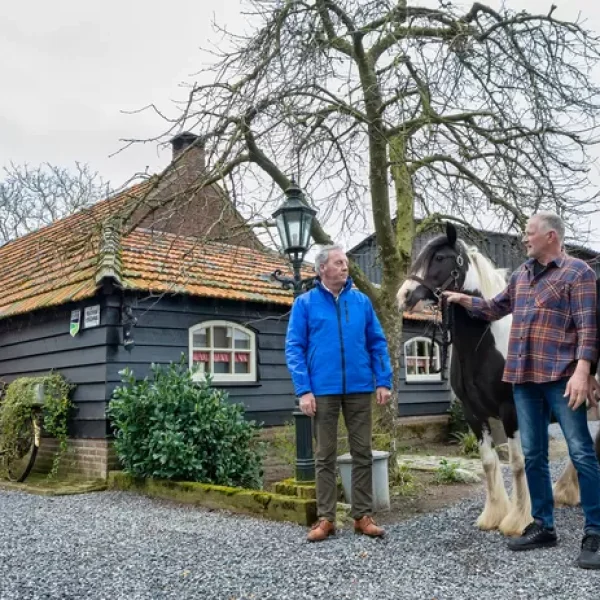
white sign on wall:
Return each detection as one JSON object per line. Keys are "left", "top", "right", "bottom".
{"left": 83, "top": 305, "right": 101, "bottom": 329}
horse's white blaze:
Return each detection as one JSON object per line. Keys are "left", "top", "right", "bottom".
{"left": 476, "top": 430, "right": 510, "bottom": 531}
{"left": 396, "top": 271, "right": 422, "bottom": 310}
{"left": 499, "top": 433, "right": 532, "bottom": 536}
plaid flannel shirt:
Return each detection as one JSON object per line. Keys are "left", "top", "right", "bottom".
{"left": 469, "top": 255, "right": 598, "bottom": 384}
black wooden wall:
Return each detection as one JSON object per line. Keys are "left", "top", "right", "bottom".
{"left": 104, "top": 292, "right": 296, "bottom": 429}
{"left": 0, "top": 300, "right": 112, "bottom": 438}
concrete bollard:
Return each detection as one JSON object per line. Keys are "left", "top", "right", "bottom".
{"left": 336, "top": 450, "right": 390, "bottom": 512}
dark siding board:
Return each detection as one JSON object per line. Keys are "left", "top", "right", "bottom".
{"left": 396, "top": 389, "right": 450, "bottom": 404}
{"left": 399, "top": 402, "right": 450, "bottom": 417}
{"left": 0, "top": 329, "right": 108, "bottom": 362}
{"left": 0, "top": 365, "right": 107, "bottom": 386}
{"left": 257, "top": 336, "right": 286, "bottom": 351}
{"left": 50, "top": 365, "right": 107, "bottom": 385}
{"left": 71, "top": 419, "right": 107, "bottom": 438}
{"left": 72, "top": 401, "right": 107, "bottom": 420}
{"left": 256, "top": 349, "right": 287, "bottom": 366}
{"left": 257, "top": 365, "right": 291, "bottom": 381}
{"left": 0, "top": 316, "right": 71, "bottom": 346}
{"left": 123, "top": 328, "right": 188, "bottom": 347}
{"left": 107, "top": 345, "right": 188, "bottom": 365}
{"left": 398, "top": 381, "right": 451, "bottom": 393}
{"left": 72, "top": 383, "right": 107, "bottom": 403}
{"left": 0, "top": 346, "right": 107, "bottom": 374}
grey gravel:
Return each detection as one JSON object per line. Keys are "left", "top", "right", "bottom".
{"left": 0, "top": 423, "right": 598, "bottom": 600}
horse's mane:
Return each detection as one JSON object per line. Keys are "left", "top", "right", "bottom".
{"left": 461, "top": 242, "right": 508, "bottom": 299}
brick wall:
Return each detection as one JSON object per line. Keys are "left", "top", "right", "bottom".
{"left": 33, "top": 438, "right": 119, "bottom": 480}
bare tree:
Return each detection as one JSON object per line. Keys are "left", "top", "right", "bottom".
{"left": 0, "top": 162, "right": 109, "bottom": 244}
{"left": 133, "top": 0, "right": 600, "bottom": 423}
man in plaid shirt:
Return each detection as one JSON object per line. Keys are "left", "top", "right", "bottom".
{"left": 446, "top": 212, "right": 600, "bottom": 570}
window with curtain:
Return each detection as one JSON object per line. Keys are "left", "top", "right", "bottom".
{"left": 189, "top": 321, "right": 257, "bottom": 383}
{"left": 404, "top": 336, "right": 442, "bottom": 382}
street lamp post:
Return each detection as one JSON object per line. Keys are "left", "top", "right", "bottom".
{"left": 271, "top": 178, "right": 317, "bottom": 482}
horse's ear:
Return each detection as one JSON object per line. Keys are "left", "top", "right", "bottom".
{"left": 446, "top": 222, "right": 457, "bottom": 246}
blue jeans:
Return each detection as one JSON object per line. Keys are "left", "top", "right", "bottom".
{"left": 513, "top": 379, "right": 600, "bottom": 535}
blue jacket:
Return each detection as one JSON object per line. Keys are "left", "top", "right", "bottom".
{"left": 285, "top": 278, "right": 393, "bottom": 397}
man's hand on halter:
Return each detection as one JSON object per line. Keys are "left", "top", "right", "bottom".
{"left": 299, "top": 392, "right": 317, "bottom": 417}
{"left": 443, "top": 291, "right": 472, "bottom": 308}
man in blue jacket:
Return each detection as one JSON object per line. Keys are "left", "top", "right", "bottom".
{"left": 285, "top": 244, "right": 393, "bottom": 542}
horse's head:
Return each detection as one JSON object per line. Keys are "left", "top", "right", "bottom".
{"left": 397, "top": 222, "right": 471, "bottom": 311}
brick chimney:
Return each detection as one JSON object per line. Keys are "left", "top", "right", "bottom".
{"left": 129, "top": 130, "right": 263, "bottom": 249}
{"left": 169, "top": 131, "right": 205, "bottom": 173}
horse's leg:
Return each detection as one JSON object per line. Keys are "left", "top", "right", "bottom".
{"left": 553, "top": 408, "right": 600, "bottom": 505}
{"left": 553, "top": 460, "right": 580, "bottom": 506}
{"left": 497, "top": 403, "right": 531, "bottom": 536}
{"left": 476, "top": 424, "right": 511, "bottom": 531}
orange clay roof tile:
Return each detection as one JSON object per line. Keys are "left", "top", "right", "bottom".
{"left": 0, "top": 181, "right": 434, "bottom": 322}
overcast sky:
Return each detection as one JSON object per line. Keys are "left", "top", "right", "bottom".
{"left": 2, "top": 1, "right": 600, "bottom": 248}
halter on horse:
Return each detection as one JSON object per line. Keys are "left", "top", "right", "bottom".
{"left": 405, "top": 240, "right": 466, "bottom": 378}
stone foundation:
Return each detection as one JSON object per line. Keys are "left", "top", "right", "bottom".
{"left": 33, "top": 438, "right": 119, "bottom": 479}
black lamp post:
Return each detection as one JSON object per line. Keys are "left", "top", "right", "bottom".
{"left": 271, "top": 178, "right": 317, "bottom": 482}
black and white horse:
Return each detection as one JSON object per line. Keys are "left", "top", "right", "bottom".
{"left": 396, "top": 222, "right": 596, "bottom": 536}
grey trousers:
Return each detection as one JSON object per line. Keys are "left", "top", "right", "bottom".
{"left": 314, "top": 393, "right": 373, "bottom": 520}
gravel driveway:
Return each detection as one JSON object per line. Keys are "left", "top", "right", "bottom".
{"left": 1, "top": 424, "right": 598, "bottom": 600}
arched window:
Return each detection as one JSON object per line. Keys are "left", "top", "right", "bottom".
{"left": 189, "top": 321, "right": 257, "bottom": 383}
{"left": 404, "top": 337, "right": 442, "bottom": 382}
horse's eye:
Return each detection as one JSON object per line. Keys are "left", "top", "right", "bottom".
{"left": 436, "top": 255, "right": 444, "bottom": 262}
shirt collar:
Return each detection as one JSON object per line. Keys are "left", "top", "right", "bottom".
{"left": 525, "top": 254, "right": 565, "bottom": 273}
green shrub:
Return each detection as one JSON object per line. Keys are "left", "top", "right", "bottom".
{"left": 390, "top": 463, "right": 418, "bottom": 496}
{"left": 447, "top": 395, "right": 470, "bottom": 437}
{"left": 452, "top": 430, "right": 479, "bottom": 458}
{"left": 107, "top": 359, "right": 264, "bottom": 489}
{"left": 434, "top": 458, "right": 461, "bottom": 484}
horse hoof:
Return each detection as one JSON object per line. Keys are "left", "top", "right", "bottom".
{"left": 499, "top": 514, "right": 529, "bottom": 537}
{"left": 476, "top": 513, "right": 503, "bottom": 531}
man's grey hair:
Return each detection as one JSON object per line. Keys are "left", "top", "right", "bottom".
{"left": 533, "top": 211, "right": 565, "bottom": 244}
{"left": 314, "top": 244, "right": 345, "bottom": 273}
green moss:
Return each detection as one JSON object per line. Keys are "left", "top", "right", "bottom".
{"left": 108, "top": 471, "right": 317, "bottom": 525}
{"left": 273, "top": 479, "right": 316, "bottom": 499}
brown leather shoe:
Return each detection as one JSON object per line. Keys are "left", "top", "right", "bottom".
{"left": 307, "top": 519, "right": 335, "bottom": 542}
{"left": 354, "top": 515, "right": 385, "bottom": 537}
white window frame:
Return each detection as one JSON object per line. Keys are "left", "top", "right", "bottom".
{"left": 404, "top": 336, "right": 442, "bottom": 383}
{"left": 189, "top": 320, "right": 257, "bottom": 383}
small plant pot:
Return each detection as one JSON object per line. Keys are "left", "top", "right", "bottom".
{"left": 336, "top": 450, "right": 390, "bottom": 511}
